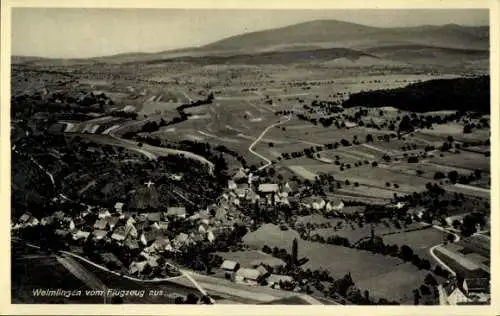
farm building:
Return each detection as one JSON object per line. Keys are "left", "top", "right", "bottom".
{"left": 325, "top": 199, "right": 344, "bottom": 212}
{"left": 92, "top": 229, "right": 108, "bottom": 240}
{"left": 111, "top": 226, "right": 128, "bottom": 241}
{"left": 72, "top": 230, "right": 91, "bottom": 241}
{"left": 220, "top": 260, "right": 240, "bottom": 279}
{"left": 301, "top": 196, "right": 326, "bottom": 210}
{"left": 266, "top": 274, "right": 294, "bottom": 289}
{"left": 228, "top": 180, "right": 237, "bottom": 190}
{"left": 145, "top": 212, "right": 162, "bottom": 222}
{"left": 166, "top": 206, "right": 187, "bottom": 219}
{"left": 232, "top": 168, "right": 248, "bottom": 181}
{"left": 445, "top": 214, "right": 466, "bottom": 227}
{"left": 258, "top": 183, "right": 279, "bottom": 194}
{"left": 442, "top": 283, "right": 469, "bottom": 305}
{"left": 234, "top": 268, "right": 262, "bottom": 285}
{"left": 250, "top": 257, "right": 286, "bottom": 270}
{"left": 463, "top": 278, "right": 490, "bottom": 294}
{"left": 93, "top": 218, "right": 108, "bottom": 230}
{"left": 220, "top": 260, "right": 240, "bottom": 272}
{"left": 114, "top": 202, "right": 124, "bottom": 213}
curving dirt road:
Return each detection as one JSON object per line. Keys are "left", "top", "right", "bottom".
{"left": 248, "top": 115, "right": 291, "bottom": 171}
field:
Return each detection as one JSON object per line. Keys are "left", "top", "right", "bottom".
{"left": 434, "top": 245, "right": 489, "bottom": 280}
{"left": 300, "top": 213, "right": 430, "bottom": 245}
{"left": 11, "top": 242, "right": 100, "bottom": 304}
{"left": 243, "top": 224, "right": 432, "bottom": 302}
{"left": 382, "top": 227, "right": 445, "bottom": 260}
{"left": 443, "top": 241, "right": 490, "bottom": 272}
{"left": 355, "top": 263, "right": 429, "bottom": 304}
{"left": 429, "top": 151, "right": 490, "bottom": 172}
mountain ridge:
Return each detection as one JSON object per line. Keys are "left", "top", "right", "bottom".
{"left": 11, "top": 19, "right": 489, "bottom": 65}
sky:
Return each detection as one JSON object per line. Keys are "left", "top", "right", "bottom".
{"left": 12, "top": 8, "right": 489, "bottom": 58}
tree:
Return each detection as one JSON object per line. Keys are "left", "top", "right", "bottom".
{"left": 424, "top": 273, "right": 438, "bottom": 286}
{"left": 413, "top": 289, "right": 421, "bottom": 305}
{"left": 185, "top": 293, "right": 199, "bottom": 304}
{"left": 447, "top": 233, "right": 456, "bottom": 243}
{"left": 434, "top": 171, "right": 445, "bottom": 180}
{"left": 292, "top": 238, "right": 298, "bottom": 266}
{"left": 400, "top": 245, "right": 414, "bottom": 262}
{"left": 419, "top": 284, "right": 431, "bottom": 296}
{"left": 447, "top": 170, "right": 459, "bottom": 183}
{"left": 268, "top": 142, "right": 274, "bottom": 148}
{"left": 262, "top": 245, "right": 272, "bottom": 254}
{"left": 366, "top": 134, "right": 374, "bottom": 143}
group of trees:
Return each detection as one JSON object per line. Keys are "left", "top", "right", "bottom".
{"left": 433, "top": 169, "right": 484, "bottom": 185}
{"left": 261, "top": 241, "right": 398, "bottom": 305}
{"left": 343, "top": 76, "right": 490, "bottom": 114}
{"left": 356, "top": 237, "right": 432, "bottom": 270}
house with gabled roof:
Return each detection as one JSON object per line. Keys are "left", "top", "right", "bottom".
{"left": 111, "top": 226, "right": 128, "bottom": 242}
{"left": 72, "top": 230, "right": 91, "bottom": 241}
{"left": 255, "top": 264, "right": 269, "bottom": 278}
{"left": 232, "top": 168, "right": 247, "bottom": 181}
{"left": 115, "top": 202, "right": 124, "bottom": 213}
{"left": 140, "top": 230, "right": 163, "bottom": 246}
{"left": 124, "top": 222, "right": 138, "bottom": 238}
{"left": 172, "top": 232, "right": 191, "bottom": 249}
{"left": 146, "top": 212, "right": 162, "bottom": 223}
{"left": 151, "top": 237, "right": 172, "bottom": 252}
{"left": 129, "top": 261, "right": 149, "bottom": 275}
{"left": 166, "top": 206, "right": 186, "bottom": 219}
{"left": 40, "top": 216, "right": 55, "bottom": 226}
{"left": 18, "top": 213, "right": 32, "bottom": 224}
{"left": 266, "top": 274, "right": 294, "bottom": 288}
{"left": 325, "top": 199, "right": 344, "bottom": 212}
{"left": 228, "top": 180, "right": 237, "bottom": 190}
{"left": 301, "top": 196, "right": 326, "bottom": 210}
{"left": 124, "top": 239, "right": 140, "bottom": 251}
{"left": 207, "top": 230, "right": 215, "bottom": 243}
{"left": 92, "top": 229, "right": 108, "bottom": 240}
{"left": 463, "top": 278, "right": 490, "bottom": 294}
{"left": 235, "top": 268, "right": 262, "bottom": 285}
{"left": 98, "top": 209, "right": 112, "bottom": 219}
{"left": 93, "top": 218, "right": 108, "bottom": 230}
{"left": 107, "top": 216, "right": 120, "bottom": 230}
{"left": 53, "top": 211, "right": 66, "bottom": 220}
{"left": 258, "top": 183, "right": 279, "bottom": 194}
{"left": 134, "top": 220, "right": 149, "bottom": 232}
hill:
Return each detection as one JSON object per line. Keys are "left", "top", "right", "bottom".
{"left": 204, "top": 20, "right": 488, "bottom": 53}
{"left": 342, "top": 75, "right": 490, "bottom": 113}
{"left": 11, "top": 19, "right": 488, "bottom": 66}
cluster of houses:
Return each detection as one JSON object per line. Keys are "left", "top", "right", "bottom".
{"left": 438, "top": 278, "right": 490, "bottom": 305}
{"left": 13, "top": 191, "right": 248, "bottom": 279}
{"left": 218, "top": 257, "right": 295, "bottom": 290}
{"left": 227, "top": 174, "right": 346, "bottom": 214}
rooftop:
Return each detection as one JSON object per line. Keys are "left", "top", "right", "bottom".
{"left": 258, "top": 183, "right": 279, "bottom": 193}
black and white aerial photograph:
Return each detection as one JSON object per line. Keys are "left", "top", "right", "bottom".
{"left": 8, "top": 6, "right": 492, "bottom": 307}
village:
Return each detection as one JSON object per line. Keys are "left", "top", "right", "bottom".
{"left": 12, "top": 153, "right": 490, "bottom": 305}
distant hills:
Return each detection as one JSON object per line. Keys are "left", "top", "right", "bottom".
{"left": 12, "top": 19, "right": 489, "bottom": 66}
{"left": 203, "top": 20, "right": 488, "bottom": 52}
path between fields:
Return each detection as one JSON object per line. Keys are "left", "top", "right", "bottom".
{"left": 14, "top": 239, "right": 213, "bottom": 303}
{"left": 249, "top": 115, "right": 291, "bottom": 171}
{"left": 102, "top": 122, "right": 216, "bottom": 173}
{"left": 426, "top": 224, "right": 461, "bottom": 277}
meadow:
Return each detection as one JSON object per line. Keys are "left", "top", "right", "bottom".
{"left": 243, "top": 223, "right": 434, "bottom": 302}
